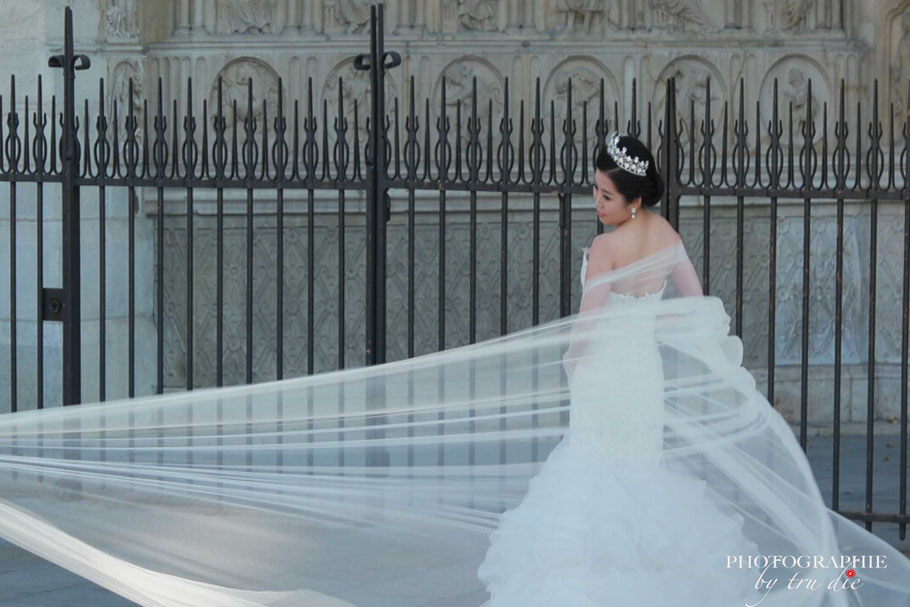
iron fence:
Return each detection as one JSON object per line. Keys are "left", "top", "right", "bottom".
{"left": 1, "top": 5, "right": 909, "bottom": 540}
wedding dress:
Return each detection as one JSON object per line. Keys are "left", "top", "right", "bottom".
{"left": 0, "top": 240, "right": 908, "bottom": 607}
{"left": 475, "top": 244, "right": 764, "bottom": 606}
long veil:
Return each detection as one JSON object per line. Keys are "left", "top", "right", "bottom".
{"left": 0, "top": 240, "right": 908, "bottom": 606}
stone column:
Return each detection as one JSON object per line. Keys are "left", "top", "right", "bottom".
{"left": 511, "top": 0, "right": 533, "bottom": 29}
{"left": 425, "top": 0, "right": 439, "bottom": 33}
{"left": 506, "top": 0, "right": 521, "bottom": 30}
{"left": 304, "top": 0, "right": 318, "bottom": 33}
{"left": 724, "top": 0, "right": 740, "bottom": 29}
{"left": 287, "top": 0, "right": 299, "bottom": 29}
{"left": 623, "top": 0, "right": 642, "bottom": 30}
{"left": 191, "top": 0, "right": 205, "bottom": 31}
{"left": 396, "top": 0, "right": 424, "bottom": 31}
{"left": 831, "top": 0, "right": 844, "bottom": 30}
{"left": 174, "top": 0, "right": 191, "bottom": 32}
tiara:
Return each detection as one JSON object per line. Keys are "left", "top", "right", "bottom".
{"left": 605, "top": 131, "right": 649, "bottom": 177}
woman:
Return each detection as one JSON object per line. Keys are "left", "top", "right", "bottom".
{"left": 0, "top": 134, "right": 909, "bottom": 606}
{"left": 475, "top": 132, "right": 910, "bottom": 606}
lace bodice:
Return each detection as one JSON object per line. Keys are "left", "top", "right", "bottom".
{"left": 580, "top": 246, "right": 666, "bottom": 302}
{"left": 571, "top": 246, "right": 666, "bottom": 461}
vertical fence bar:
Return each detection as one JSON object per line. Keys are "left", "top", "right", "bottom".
{"left": 8, "top": 76, "right": 17, "bottom": 413}
{"left": 864, "top": 81, "right": 881, "bottom": 532}
{"left": 361, "top": 8, "right": 380, "bottom": 367}
{"left": 530, "top": 78, "right": 544, "bottom": 460}
{"left": 900, "top": 80, "right": 910, "bottom": 540}
{"left": 702, "top": 78, "right": 712, "bottom": 295}
{"left": 558, "top": 86, "right": 572, "bottom": 318}
{"left": 660, "top": 78, "right": 673, "bottom": 230}
{"left": 404, "top": 80, "right": 417, "bottom": 469}
{"left": 665, "top": 78, "right": 680, "bottom": 232}
{"left": 244, "top": 81, "right": 255, "bottom": 385}
{"left": 185, "top": 78, "right": 196, "bottom": 391}
{"left": 468, "top": 79, "right": 478, "bottom": 345}
{"left": 154, "top": 81, "right": 165, "bottom": 397}
{"left": 305, "top": 85, "right": 315, "bottom": 377}
{"left": 35, "top": 77, "right": 47, "bottom": 409}
{"left": 276, "top": 82, "right": 287, "bottom": 379}
{"left": 436, "top": 65, "right": 448, "bottom": 477}
{"left": 375, "top": 6, "right": 394, "bottom": 367}
{"left": 127, "top": 124, "right": 136, "bottom": 399}
{"left": 332, "top": 79, "right": 347, "bottom": 470}
{"left": 48, "top": 6, "right": 88, "bottom": 406}
{"left": 563, "top": 79, "right": 575, "bottom": 316}
{"left": 768, "top": 79, "right": 781, "bottom": 408}
{"left": 98, "top": 79, "right": 106, "bottom": 401}
{"left": 734, "top": 79, "right": 745, "bottom": 338}
{"left": 500, "top": 79, "right": 511, "bottom": 337}
{"left": 799, "top": 80, "right": 815, "bottom": 450}
{"left": 214, "top": 80, "right": 226, "bottom": 388}
{"left": 832, "top": 80, "right": 846, "bottom": 512}
{"left": 354, "top": 5, "right": 399, "bottom": 469}
{"left": 404, "top": 77, "right": 417, "bottom": 357}
{"left": 532, "top": 78, "right": 543, "bottom": 325}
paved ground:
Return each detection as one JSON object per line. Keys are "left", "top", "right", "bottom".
{"left": 1, "top": 424, "right": 908, "bottom": 605}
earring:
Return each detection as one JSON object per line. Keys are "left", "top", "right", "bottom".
{"left": 631, "top": 206, "right": 637, "bottom": 219}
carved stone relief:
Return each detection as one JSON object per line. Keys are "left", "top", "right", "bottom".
{"left": 763, "top": 0, "right": 812, "bottom": 32}
{"left": 434, "top": 59, "right": 504, "bottom": 151}
{"left": 722, "top": 0, "right": 751, "bottom": 29}
{"left": 544, "top": 59, "right": 619, "bottom": 148}
{"left": 326, "top": 0, "right": 372, "bottom": 33}
{"left": 322, "top": 59, "right": 399, "bottom": 156}
{"left": 106, "top": 0, "right": 139, "bottom": 41}
{"left": 648, "top": 0, "right": 714, "bottom": 34}
{"left": 442, "top": 0, "right": 499, "bottom": 32}
{"left": 209, "top": 58, "right": 283, "bottom": 141}
{"left": 110, "top": 60, "right": 144, "bottom": 140}
{"left": 217, "top": 0, "right": 278, "bottom": 34}
{"left": 759, "top": 56, "right": 830, "bottom": 149}
{"left": 555, "top": 0, "right": 610, "bottom": 36}
{"left": 651, "top": 57, "right": 726, "bottom": 148}
{"left": 890, "top": 10, "right": 910, "bottom": 117}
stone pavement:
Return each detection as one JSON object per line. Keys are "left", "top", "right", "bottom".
{"left": 1, "top": 425, "right": 908, "bottom": 605}
{"left": 0, "top": 542, "right": 133, "bottom": 606}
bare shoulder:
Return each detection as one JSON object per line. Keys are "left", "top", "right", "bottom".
{"left": 650, "top": 212, "right": 683, "bottom": 245}
{"left": 590, "top": 232, "right": 620, "bottom": 255}
{"left": 587, "top": 233, "right": 618, "bottom": 273}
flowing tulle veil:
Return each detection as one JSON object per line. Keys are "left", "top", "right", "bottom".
{"left": 0, "top": 240, "right": 908, "bottom": 606}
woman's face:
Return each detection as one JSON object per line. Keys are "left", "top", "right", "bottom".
{"left": 592, "top": 170, "right": 634, "bottom": 226}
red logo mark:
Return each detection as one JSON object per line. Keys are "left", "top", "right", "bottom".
{"left": 845, "top": 569, "right": 856, "bottom": 578}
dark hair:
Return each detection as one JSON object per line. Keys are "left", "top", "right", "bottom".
{"left": 593, "top": 134, "right": 664, "bottom": 207}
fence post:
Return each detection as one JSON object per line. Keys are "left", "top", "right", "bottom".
{"left": 356, "top": 3, "right": 400, "bottom": 367}
{"left": 661, "top": 77, "right": 680, "bottom": 231}
{"left": 354, "top": 3, "right": 400, "bottom": 470}
{"left": 49, "top": 7, "right": 90, "bottom": 406}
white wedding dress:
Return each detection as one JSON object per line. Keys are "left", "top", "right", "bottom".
{"left": 475, "top": 246, "right": 765, "bottom": 606}
{"left": 0, "top": 240, "right": 909, "bottom": 606}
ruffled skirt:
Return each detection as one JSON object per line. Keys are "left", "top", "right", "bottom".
{"left": 476, "top": 434, "right": 764, "bottom": 606}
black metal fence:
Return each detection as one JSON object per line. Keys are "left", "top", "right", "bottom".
{"left": 1, "top": 5, "right": 909, "bottom": 539}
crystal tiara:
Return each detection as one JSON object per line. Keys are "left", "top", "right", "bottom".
{"left": 605, "top": 131, "right": 649, "bottom": 177}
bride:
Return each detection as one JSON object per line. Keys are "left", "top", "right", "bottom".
{"left": 0, "top": 133, "right": 909, "bottom": 606}
{"left": 475, "top": 132, "right": 910, "bottom": 606}
{"left": 475, "top": 132, "right": 748, "bottom": 604}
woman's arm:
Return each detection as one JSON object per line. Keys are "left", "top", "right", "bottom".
{"left": 669, "top": 239, "right": 703, "bottom": 296}
{"left": 562, "top": 235, "right": 615, "bottom": 378}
